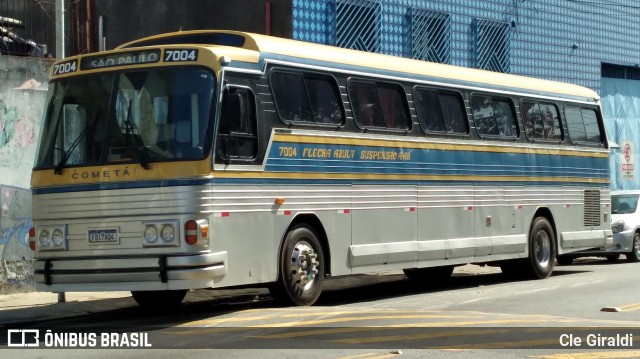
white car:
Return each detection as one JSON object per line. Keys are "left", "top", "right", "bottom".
{"left": 557, "top": 190, "right": 640, "bottom": 265}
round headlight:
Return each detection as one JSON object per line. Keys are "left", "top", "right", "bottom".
{"left": 161, "top": 225, "right": 175, "bottom": 242}
{"left": 51, "top": 228, "right": 64, "bottom": 246}
{"left": 144, "top": 225, "right": 158, "bottom": 243}
{"left": 38, "top": 230, "right": 50, "bottom": 247}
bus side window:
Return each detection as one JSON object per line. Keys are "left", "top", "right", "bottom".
{"left": 472, "top": 95, "right": 517, "bottom": 138}
{"left": 522, "top": 101, "right": 562, "bottom": 142}
{"left": 565, "top": 106, "right": 602, "bottom": 144}
{"left": 217, "top": 87, "right": 258, "bottom": 163}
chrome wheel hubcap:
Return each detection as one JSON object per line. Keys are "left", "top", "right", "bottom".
{"left": 289, "top": 241, "right": 320, "bottom": 290}
{"left": 535, "top": 231, "right": 551, "bottom": 267}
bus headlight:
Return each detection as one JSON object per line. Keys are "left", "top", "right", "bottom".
{"left": 144, "top": 225, "right": 158, "bottom": 243}
{"left": 36, "top": 225, "right": 67, "bottom": 251}
{"left": 51, "top": 228, "right": 64, "bottom": 247}
{"left": 161, "top": 224, "right": 175, "bottom": 242}
{"left": 143, "top": 221, "right": 179, "bottom": 247}
{"left": 38, "top": 229, "right": 50, "bottom": 247}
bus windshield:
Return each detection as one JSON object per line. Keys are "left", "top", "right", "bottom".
{"left": 35, "top": 67, "right": 215, "bottom": 171}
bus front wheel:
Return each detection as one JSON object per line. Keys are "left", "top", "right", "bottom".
{"left": 269, "top": 224, "right": 325, "bottom": 306}
{"left": 131, "top": 289, "right": 187, "bottom": 309}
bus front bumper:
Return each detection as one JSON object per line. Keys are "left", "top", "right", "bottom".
{"left": 34, "top": 251, "right": 227, "bottom": 292}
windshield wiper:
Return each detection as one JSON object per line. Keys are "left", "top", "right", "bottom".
{"left": 54, "top": 119, "right": 92, "bottom": 175}
{"left": 123, "top": 100, "right": 151, "bottom": 170}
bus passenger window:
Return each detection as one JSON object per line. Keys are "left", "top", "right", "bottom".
{"left": 565, "top": 106, "right": 602, "bottom": 144}
{"left": 305, "top": 75, "right": 344, "bottom": 125}
{"left": 440, "top": 93, "right": 468, "bottom": 134}
{"left": 472, "top": 95, "right": 517, "bottom": 138}
{"left": 472, "top": 96, "right": 498, "bottom": 136}
{"left": 349, "top": 80, "right": 409, "bottom": 130}
{"left": 415, "top": 88, "right": 468, "bottom": 135}
{"left": 349, "top": 81, "right": 383, "bottom": 127}
{"left": 271, "top": 71, "right": 344, "bottom": 125}
{"left": 522, "top": 101, "right": 562, "bottom": 141}
{"left": 271, "top": 72, "right": 313, "bottom": 122}
{"left": 415, "top": 89, "right": 445, "bottom": 132}
{"left": 377, "top": 84, "right": 410, "bottom": 130}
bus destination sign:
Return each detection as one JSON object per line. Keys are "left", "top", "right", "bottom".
{"left": 81, "top": 50, "right": 161, "bottom": 70}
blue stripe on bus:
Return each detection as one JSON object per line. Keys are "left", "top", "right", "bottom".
{"left": 265, "top": 143, "right": 609, "bottom": 179}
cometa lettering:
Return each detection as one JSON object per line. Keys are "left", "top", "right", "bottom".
{"left": 71, "top": 168, "right": 131, "bottom": 180}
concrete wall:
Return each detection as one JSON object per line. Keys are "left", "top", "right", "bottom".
{"left": 96, "top": 0, "right": 292, "bottom": 49}
{"left": 0, "top": 55, "right": 52, "bottom": 292}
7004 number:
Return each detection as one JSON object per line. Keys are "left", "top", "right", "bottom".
{"left": 164, "top": 49, "right": 198, "bottom": 62}
{"left": 53, "top": 60, "right": 78, "bottom": 75}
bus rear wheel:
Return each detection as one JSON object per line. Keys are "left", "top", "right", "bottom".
{"left": 501, "top": 217, "right": 555, "bottom": 279}
{"left": 525, "top": 217, "right": 556, "bottom": 279}
{"left": 131, "top": 289, "right": 187, "bottom": 309}
{"left": 269, "top": 224, "right": 325, "bottom": 306}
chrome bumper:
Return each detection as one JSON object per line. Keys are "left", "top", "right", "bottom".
{"left": 34, "top": 251, "right": 227, "bottom": 292}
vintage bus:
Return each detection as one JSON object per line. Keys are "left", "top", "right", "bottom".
{"left": 30, "top": 30, "right": 612, "bottom": 307}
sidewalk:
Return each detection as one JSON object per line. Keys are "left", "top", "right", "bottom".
{"left": 0, "top": 291, "right": 136, "bottom": 327}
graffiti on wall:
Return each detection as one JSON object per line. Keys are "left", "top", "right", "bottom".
{"left": 0, "top": 81, "right": 45, "bottom": 261}
{"left": 0, "top": 185, "right": 32, "bottom": 260}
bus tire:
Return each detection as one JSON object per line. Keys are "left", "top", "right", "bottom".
{"left": 269, "top": 224, "right": 325, "bottom": 306}
{"left": 525, "top": 217, "right": 556, "bottom": 279}
{"left": 131, "top": 289, "right": 187, "bottom": 309}
{"left": 627, "top": 232, "right": 640, "bottom": 262}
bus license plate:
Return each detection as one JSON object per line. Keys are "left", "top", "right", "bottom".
{"left": 88, "top": 229, "right": 119, "bottom": 244}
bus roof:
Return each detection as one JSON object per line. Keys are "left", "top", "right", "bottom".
{"left": 120, "top": 30, "right": 599, "bottom": 101}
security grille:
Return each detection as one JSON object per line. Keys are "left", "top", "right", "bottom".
{"left": 583, "top": 190, "right": 601, "bottom": 227}
{"left": 602, "top": 63, "right": 640, "bottom": 80}
{"left": 410, "top": 9, "right": 450, "bottom": 63}
{"left": 335, "top": 0, "right": 381, "bottom": 52}
{"left": 472, "top": 19, "right": 511, "bottom": 73}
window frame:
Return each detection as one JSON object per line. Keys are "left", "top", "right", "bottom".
{"left": 563, "top": 105, "right": 605, "bottom": 146}
{"left": 470, "top": 93, "right": 519, "bottom": 139}
{"left": 413, "top": 85, "right": 469, "bottom": 136}
{"left": 520, "top": 100, "right": 564, "bottom": 143}
{"left": 215, "top": 85, "right": 259, "bottom": 164}
{"left": 347, "top": 78, "right": 412, "bottom": 132}
{"left": 269, "top": 69, "right": 345, "bottom": 128}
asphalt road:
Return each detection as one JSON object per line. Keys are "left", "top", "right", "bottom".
{"left": 3, "top": 258, "right": 640, "bottom": 358}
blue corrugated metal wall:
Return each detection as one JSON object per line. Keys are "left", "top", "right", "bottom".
{"left": 292, "top": 0, "right": 640, "bottom": 93}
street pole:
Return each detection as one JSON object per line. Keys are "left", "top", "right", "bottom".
{"left": 55, "top": 0, "right": 65, "bottom": 58}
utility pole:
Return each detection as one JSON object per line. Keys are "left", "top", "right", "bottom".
{"left": 55, "top": 0, "right": 65, "bottom": 58}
